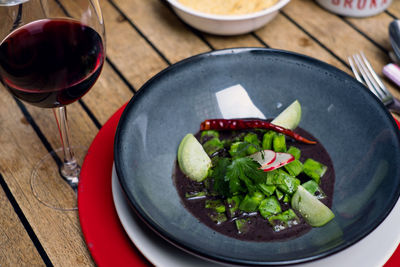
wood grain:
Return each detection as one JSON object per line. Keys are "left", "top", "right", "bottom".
{"left": 283, "top": 0, "right": 389, "bottom": 68}
{"left": 283, "top": 0, "right": 400, "bottom": 119}
{"left": 255, "top": 13, "right": 351, "bottom": 73}
{"left": 114, "top": 0, "right": 211, "bottom": 64}
{"left": 387, "top": 1, "right": 400, "bottom": 18}
{"left": 0, "top": 185, "right": 44, "bottom": 266}
{"left": 0, "top": 87, "right": 94, "bottom": 266}
{"left": 99, "top": 0, "right": 170, "bottom": 88}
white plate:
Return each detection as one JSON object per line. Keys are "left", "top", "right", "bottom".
{"left": 112, "top": 164, "right": 400, "bottom": 266}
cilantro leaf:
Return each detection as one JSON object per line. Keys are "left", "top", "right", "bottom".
{"left": 226, "top": 158, "right": 268, "bottom": 195}
{"left": 211, "top": 157, "right": 231, "bottom": 197}
{"left": 239, "top": 158, "right": 267, "bottom": 184}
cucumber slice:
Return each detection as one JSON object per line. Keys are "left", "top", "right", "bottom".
{"left": 291, "top": 185, "right": 334, "bottom": 227}
{"left": 271, "top": 100, "right": 301, "bottom": 130}
{"left": 177, "top": 134, "right": 212, "bottom": 182}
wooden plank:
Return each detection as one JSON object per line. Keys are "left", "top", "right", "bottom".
{"left": 283, "top": 0, "right": 400, "bottom": 120}
{"left": 282, "top": 1, "right": 388, "bottom": 67}
{"left": 0, "top": 88, "right": 95, "bottom": 266}
{"left": 204, "top": 33, "right": 264, "bottom": 49}
{"left": 113, "top": 0, "right": 211, "bottom": 63}
{"left": 387, "top": 1, "right": 400, "bottom": 18}
{"left": 99, "top": 0, "right": 170, "bottom": 88}
{"left": 202, "top": 13, "right": 351, "bottom": 76}
{"left": 113, "top": 0, "right": 350, "bottom": 74}
{"left": 193, "top": 9, "right": 348, "bottom": 73}
{"left": 255, "top": 13, "right": 350, "bottom": 73}
{"left": 0, "top": 185, "right": 44, "bottom": 266}
{"left": 108, "top": 0, "right": 346, "bottom": 86}
{"left": 345, "top": 12, "right": 392, "bottom": 51}
{"left": 82, "top": 63, "right": 133, "bottom": 125}
{"left": 282, "top": 1, "right": 388, "bottom": 65}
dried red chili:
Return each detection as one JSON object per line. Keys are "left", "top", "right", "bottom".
{"left": 200, "top": 119, "right": 316, "bottom": 144}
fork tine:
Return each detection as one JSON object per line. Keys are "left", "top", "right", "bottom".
{"left": 356, "top": 54, "right": 388, "bottom": 99}
{"left": 348, "top": 52, "right": 394, "bottom": 105}
{"left": 348, "top": 56, "right": 363, "bottom": 83}
{"left": 352, "top": 54, "right": 381, "bottom": 98}
{"left": 359, "top": 52, "right": 391, "bottom": 98}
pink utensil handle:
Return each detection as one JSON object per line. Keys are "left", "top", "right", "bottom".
{"left": 382, "top": 64, "right": 400, "bottom": 115}
{"left": 383, "top": 63, "right": 400, "bottom": 87}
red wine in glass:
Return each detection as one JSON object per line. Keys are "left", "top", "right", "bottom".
{"left": 0, "top": 18, "right": 104, "bottom": 108}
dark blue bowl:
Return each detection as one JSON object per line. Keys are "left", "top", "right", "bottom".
{"left": 114, "top": 48, "right": 400, "bottom": 265}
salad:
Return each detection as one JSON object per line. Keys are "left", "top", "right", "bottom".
{"left": 175, "top": 100, "right": 335, "bottom": 240}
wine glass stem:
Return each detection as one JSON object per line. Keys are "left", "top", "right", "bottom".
{"left": 53, "top": 106, "right": 80, "bottom": 187}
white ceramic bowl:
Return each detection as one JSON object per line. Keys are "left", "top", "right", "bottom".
{"left": 315, "top": 0, "right": 392, "bottom": 17}
{"left": 166, "top": 0, "right": 291, "bottom": 35}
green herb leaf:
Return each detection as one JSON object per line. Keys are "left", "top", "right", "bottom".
{"left": 211, "top": 157, "right": 231, "bottom": 197}
{"left": 226, "top": 157, "right": 268, "bottom": 195}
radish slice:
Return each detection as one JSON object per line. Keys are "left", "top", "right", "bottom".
{"left": 249, "top": 150, "right": 276, "bottom": 167}
{"left": 261, "top": 152, "right": 294, "bottom": 172}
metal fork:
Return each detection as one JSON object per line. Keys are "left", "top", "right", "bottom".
{"left": 348, "top": 52, "right": 400, "bottom": 115}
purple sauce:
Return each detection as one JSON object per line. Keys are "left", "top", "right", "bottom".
{"left": 173, "top": 127, "right": 335, "bottom": 242}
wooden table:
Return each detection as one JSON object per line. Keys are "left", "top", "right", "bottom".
{"left": 1, "top": 0, "right": 400, "bottom": 266}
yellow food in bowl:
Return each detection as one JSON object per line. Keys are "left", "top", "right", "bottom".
{"left": 178, "top": 0, "right": 280, "bottom": 15}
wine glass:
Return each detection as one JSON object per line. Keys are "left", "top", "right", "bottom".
{"left": 0, "top": 0, "right": 105, "bottom": 210}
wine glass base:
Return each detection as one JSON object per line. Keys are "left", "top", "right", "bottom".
{"left": 30, "top": 146, "right": 87, "bottom": 211}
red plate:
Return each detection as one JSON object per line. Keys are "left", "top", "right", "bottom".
{"left": 78, "top": 104, "right": 150, "bottom": 267}
{"left": 78, "top": 104, "right": 400, "bottom": 267}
